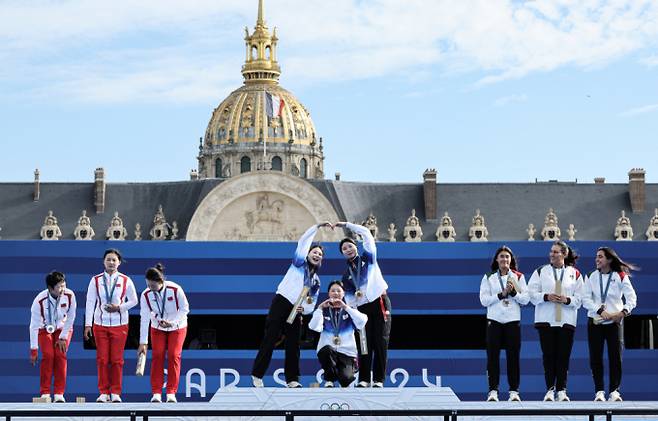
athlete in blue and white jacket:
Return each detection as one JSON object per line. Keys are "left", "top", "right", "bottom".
{"left": 251, "top": 222, "right": 331, "bottom": 388}
{"left": 336, "top": 221, "right": 390, "bottom": 388}
{"left": 310, "top": 280, "right": 368, "bottom": 387}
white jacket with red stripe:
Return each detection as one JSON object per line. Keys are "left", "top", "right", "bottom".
{"left": 139, "top": 280, "right": 189, "bottom": 344}
{"left": 29, "top": 288, "right": 77, "bottom": 349}
{"left": 85, "top": 271, "right": 138, "bottom": 327}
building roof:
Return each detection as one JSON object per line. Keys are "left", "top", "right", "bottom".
{"left": 1, "top": 177, "right": 656, "bottom": 241}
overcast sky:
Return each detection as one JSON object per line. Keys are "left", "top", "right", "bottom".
{"left": 1, "top": 0, "right": 657, "bottom": 184}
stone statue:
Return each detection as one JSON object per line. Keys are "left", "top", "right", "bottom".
{"left": 436, "top": 212, "right": 456, "bottom": 242}
{"left": 171, "top": 221, "right": 179, "bottom": 240}
{"left": 567, "top": 224, "right": 577, "bottom": 241}
{"left": 73, "top": 210, "right": 95, "bottom": 240}
{"left": 40, "top": 210, "right": 62, "bottom": 240}
{"left": 541, "top": 208, "right": 561, "bottom": 240}
{"left": 106, "top": 211, "right": 128, "bottom": 241}
{"left": 150, "top": 205, "right": 171, "bottom": 240}
{"left": 387, "top": 223, "right": 397, "bottom": 242}
{"left": 527, "top": 223, "right": 536, "bottom": 241}
{"left": 134, "top": 223, "right": 142, "bottom": 241}
{"left": 403, "top": 209, "right": 423, "bottom": 242}
{"left": 362, "top": 212, "right": 379, "bottom": 240}
{"left": 614, "top": 210, "right": 633, "bottom": 241}
{"left": 468, "top": 209, "right": 488, "bottom": 242}
{"left": 646, "top": 208, "right": 658, "bottom": 241}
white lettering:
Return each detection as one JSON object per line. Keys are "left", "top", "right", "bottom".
{"left": 220, "top": 368, "right": 241, "bottom": 388}
{"left": 185, "top": 368, "right": 206, "bottom": 398}
{"left": 389, "top": 368, "right": 409, "bottom": 388}
{"left": 422, "top": 368, "right": 441, "bottom": 388}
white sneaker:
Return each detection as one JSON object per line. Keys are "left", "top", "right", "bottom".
{"left": 557, "top": 390, "right": 570, "bottom": 402}
{"left": 96, "top": 394, "right": 110, "bottom": 403}
{"left": 372, "top": 382, "right": 384, "bottom": 388}
{"left": 356, "top": 381, "right": 370, "bottom": 388}
{"left": 39, "top": 394, "right": 51, "bottom": 402}
{"left": 609, "top": 390, "right": 622, "bottom": 402}
{"left": 508, "top": 391, "right": 521, "bottom": 402}
{"left": 252, "top": 376, "right": 264, "bottom": 388}
{"left": 594, "top": 391, "right": 605, "bottom": 402}
{"left": 53, "top": 394, "right": 65, "bottom": 403}
{"left": 323, "top": 381, "right": 334, "bottom": 388}
{"left": 486, "top": 390, "right": 499, "bottom": 402}
{"left": 150, "top": 394, "right": 162, "bottom": 403}
{"left": 110, "top": 394, "right": 122, "bottom": 403}
{"left": 286, "top": 381, "right": 302, "bottom": 388}
{"left": 166, "top": 394, "right": 177, "bottom": 403}
{"left": 543, "top": 389, "right": 555, "bottom": 402}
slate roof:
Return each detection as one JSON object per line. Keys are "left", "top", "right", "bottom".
{"left": 1, "top": 178, "right": 656, "bottom": 241}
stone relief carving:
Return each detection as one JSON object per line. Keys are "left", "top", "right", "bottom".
{"left": 245, "top": 194, "right": 284, "bottom": 235}
{"left": 171, "top": 221, "right": 179, "bottom": 240}
{"left": 541, "top": 208, "right": 561, "bottom": 241}
{"left": 73, "top": 210, "right": 95, "bottom": 240}
{"left": 614, "top": 210, "right": 633, "bottom": 241}
{"left": 106, "top": 211, "right": 128, "bottom": 241}
{"left": 134, "top": 223, "right": 142, "bottom": 241}
{"left": 403, "top": 209, "right": 423, "bottom": 242}
{"left": 468, "top": 209, "right": 488, "bottom": 242}
{"left": 436, "top": 212, "right": 456, "bottom": 242}
{"left": 40, "top": 210, "right": 62, "bottom": 241}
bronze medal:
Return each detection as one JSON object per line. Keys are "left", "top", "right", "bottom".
{"left": 355, "top": 290, "right": 363, "bottom": 299}
{"left": 306, "top": 296, "right": 313, "bottom": 304}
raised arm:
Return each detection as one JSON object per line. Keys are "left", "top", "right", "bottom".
{"left": 292, "top": 224, "right": 324, "bottom": 267}
{"left": 344, "top": 222, "right": 376, "bottom": 260}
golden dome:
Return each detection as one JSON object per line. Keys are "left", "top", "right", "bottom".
{"left": 198, "top": 0, "right": 324, "bottom": 180}
{"left": 204, "top": 84, "right": 318, "bottom": 147}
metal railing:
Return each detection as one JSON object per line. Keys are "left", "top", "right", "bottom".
{"left": 3, "top": 407, "right": 658, "bottom": 421}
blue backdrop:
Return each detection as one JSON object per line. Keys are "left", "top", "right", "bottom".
{"left": 1, "top": 240, "right": 656, "bottom": 402}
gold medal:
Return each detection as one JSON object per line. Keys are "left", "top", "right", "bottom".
{"left": 332, "top": 336, "right": 341, "bottom": 346}
{"left": 306, "top": 296, "right": 313, "bottom": 304}
{"left": 355, "top": 290, "right": 363, "bottom": 299}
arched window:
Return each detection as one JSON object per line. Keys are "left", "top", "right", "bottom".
{"left": 271, "top": 156, "right": 282, "bottom": 171}
{"left": 215, "top": 158, "right": 222, "bottom": 178}
{"left": 251, "top": 45, "right": 257, "bottom": 60}
{"left": 265, "top": 46, "right": 271, "bottom": 60}
{"left": 300, "top": 158, "right": 308, "bottom": 179}
{"left": 241, "top": 156, "right": 251, "bottom": 174}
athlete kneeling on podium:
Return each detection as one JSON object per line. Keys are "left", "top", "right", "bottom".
{"left": 309, "top": 280, "right": 368, "bottom": 387}
{"left": 29, "top": 271, "right": 77, "bottom": 403}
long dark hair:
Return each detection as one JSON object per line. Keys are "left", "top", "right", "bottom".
{"left": 553, "top": 240, "right": 579, "bottom": 266}
{"left": 490, "top": 245, "right": 518, "bottom": 272}
{"left": 597, "top": 247, "right": 638, "bottom": 273}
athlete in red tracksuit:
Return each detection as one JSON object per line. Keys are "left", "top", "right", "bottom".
{"left": 29, "top": 271, "right": 76, "bottom": 403}
{"left": 84, "top": 248, "right": 138, "bottom": 403}
{"left": 138, "top": 264, "right": 189, "bottom": 403}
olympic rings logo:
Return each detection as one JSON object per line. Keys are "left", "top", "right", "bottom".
{"left": 320, "top": 402, "right": 350, "bottom": 411}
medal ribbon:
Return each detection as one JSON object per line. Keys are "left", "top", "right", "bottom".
{"left": 552, "top": 266, "right": 565, "bottom": 286}
{"left": 599, "top": 272, "right": 612, "bottom": 306}
{"left": 348, "top": 256, "right": 364, "bottom": 292}
{"left": 47, "top": 294, "right": 59, "bottom": 327}
{"left": 496, "top": 271, "right": 508, "bottom": 292}
{"left": 153, "top": 287, "right": 168, "bottom": 319}
{"left": 330, "top": 307, "right": 344, "bottom": 339}
{"left": 103, "top": 273, "right": 119, "bottom": 305}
